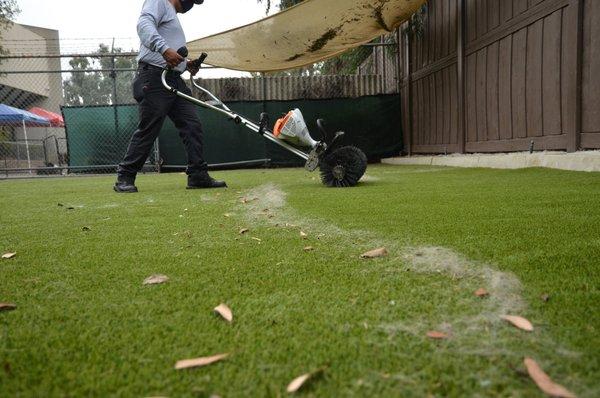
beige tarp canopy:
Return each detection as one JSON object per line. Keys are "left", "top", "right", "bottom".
{"left": 187, "top": 0, "right": 425, "bottom": 72}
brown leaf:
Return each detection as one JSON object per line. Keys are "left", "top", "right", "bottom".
{"left": 239, "top": 228, "right": 249, "bottom": 235}
{"left": 0, "top": 303, "right": 17, "bottom": 312}
{"left": 360, "top": 247, "right": 388, "bottom": 259}
{"left": 303, "top": 246, "right": 314, "bottom": 252}
{"left": 175, "top": 353, "right": 229, "bottom": 370}
{"left": 214, "top": 303, "right": 233, "bottom": 322}
{"left": 524, "top": 357, "right": 576, "bottom": 398}
{"left": 501, "top": 315, "right": 534, "bottom": 332}
{"left": 474, "top": 288, "right": 489, "bottom": 297}
{"left": 143, "top": 274, "right": 169, "bottom": 285}
{"left": 541, "top": 294, "right": 551, "bottom": 302}
{"left": 300, "top": 231, "right": 308, "bottom": 239}
{"left": 426, "top": 331, "right": 448, "bottom": 339}
{"left": 2, "top": 252, "right": 16, "bottom": 259}
{"left": 286, "top": 368, "right": 326, "bottom": 393}
{"left": 223, "top": 213, "right": 231, "bottom": 218}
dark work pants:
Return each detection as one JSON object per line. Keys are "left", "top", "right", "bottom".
{"left": 117, "top": 66, "right": 208, "bottom": 178}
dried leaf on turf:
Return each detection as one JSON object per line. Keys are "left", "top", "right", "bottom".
{"left": 223, "top": 213, "right": 231, "bottom": 218}
{"left": 214, "top": 303, "right": 233, "bottom": 322}
{"left": 175, "top": 353, "right": 229, "bottom": 370}
{"left": 426, "top": 331, "right": 448, "bottom": 339}
{"left": 286, "top": 368, "right": 325, "bottom": 393}
{"left": 524, "top": 357, "right": 576, "bottom": 398}
{"left": 501, "top": 315, "right": 534, "bottom": 331}
{"left": 0, "top": 303, "right": 17, "bottom": 312}
{"left": 239, "top": 228, "right": 249, "bottom": 235}
{"left": 360, "top": 247, "right": 388, "bottom": 259}
{"left": 143, "top": 274, "right": 169, "bottom": 285}
{"left": 541, "top": 294, "right": 551, "bottom": 302}
{"left": 251, "top": 237, "right": 262, "bottom": 242}
{"left": 2, "top": 252, "right": 16, "bottom": 259}
{"left": 474, "top": 288, "right": 489, "bottom": 297}
{"left": 300, "top": 231, "right": 308, "bottom": 239}
{"left": 303, "top": 246, "right": 314, "bottom": 252}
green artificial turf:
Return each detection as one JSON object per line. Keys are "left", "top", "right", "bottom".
{"left": 0, "top": 165, "right": 598, "bottom": 397}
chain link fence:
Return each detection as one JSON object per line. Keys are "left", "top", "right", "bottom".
{"left": 0, "top": 32, "right": 402, "bottom": 178}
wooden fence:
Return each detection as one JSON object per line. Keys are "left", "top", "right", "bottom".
{"left": 192, "top": 74, "right": 395, "bottom": 102}
{"left": 399, "top": 0, "right": 600, "bottom": 154}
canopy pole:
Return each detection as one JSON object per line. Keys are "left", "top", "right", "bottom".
{"left": 22, "top": 119, "right": 32, "bottom": 174}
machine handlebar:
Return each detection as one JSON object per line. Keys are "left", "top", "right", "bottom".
{"left": 177, "top": 46, "right": 208, "bottom": 70}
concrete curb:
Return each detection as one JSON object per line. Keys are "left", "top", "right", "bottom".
{"left": 381, "top": 151, "right": 600, "bottom": 172}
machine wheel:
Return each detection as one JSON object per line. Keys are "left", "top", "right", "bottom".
{"left": 319, "top": 146, "right": 367, "bottom": 187}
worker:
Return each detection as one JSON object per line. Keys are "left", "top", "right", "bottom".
{"left": 114, "top": 0, "right": 226, "bottom": 193}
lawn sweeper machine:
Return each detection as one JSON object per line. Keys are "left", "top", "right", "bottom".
{"left": 161, "top": 47, "right": 368, "bottom": 187}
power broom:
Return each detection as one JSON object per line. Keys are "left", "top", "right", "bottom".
{"left": 161, "top": 48, "right": 368, "bottom": 187}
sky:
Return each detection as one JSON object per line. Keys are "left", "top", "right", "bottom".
{"left": 12, "top": 0, "right": 274, "bottom": 76}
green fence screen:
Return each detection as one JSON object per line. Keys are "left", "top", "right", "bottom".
{"left": 62, "top": 95, "right": 401, "bottom": 170}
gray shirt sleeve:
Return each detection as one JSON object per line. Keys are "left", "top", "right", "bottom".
{"left": 137, "top": 0, "right": 169, "bottom": 55}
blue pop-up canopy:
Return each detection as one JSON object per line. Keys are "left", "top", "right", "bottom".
{"left": 0, "top": 103, "right": 51, "bottom": 173}
{"left": 0, "top": 103, "right": 51, "bottom": 127}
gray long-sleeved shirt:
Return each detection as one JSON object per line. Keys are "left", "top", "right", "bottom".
{"left": 137, "top": 0, "right": 187, "bottom": 72}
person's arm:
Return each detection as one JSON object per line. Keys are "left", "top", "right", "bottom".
{"left": 137, "top": 0, "right": 169, "bottom": 55}
{"left": 137, "top": 0, "right": 183, "bottom": 67}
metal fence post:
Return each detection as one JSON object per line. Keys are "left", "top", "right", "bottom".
{"left": 111, "top": 39, "right": 120, "bottom": 137}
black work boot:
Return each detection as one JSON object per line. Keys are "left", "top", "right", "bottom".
{"left": 187, "top": 171, "right": 227, "bottom": 189}
{"left": 114, "top": 175, "right": 138, "bottom": 193}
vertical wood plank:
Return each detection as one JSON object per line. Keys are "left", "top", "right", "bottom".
{"left": 488, "top": 0, "right": 500, "bottom": 30}
{"left": 414, "top": 81, "right": 421, "bottom": 145}
{"left": 437, "top": 71, "right": 445, "bottom": 144}
{"left": 500, "top": 0, "right": 514, "bottom": 23}
{"left": 422, "top": 76, "right": 431, "bottom": 145}
{"left": 486, "top": 42, "right": 500, "bottom": 141}
{"left": 477, "top": 0, "right": 488, "bottom": 39}
{"left": 429, "top": 74, "right": 437, "bottom": 145}
{"left": 542, "top": 10, "right": 563, "bottom": 135}
{"left": 457, "top": 0, "right": 466, "bottom": 152}
{"left": 581, "top": 0, "right": 600, "bottom": 135}
{"left": 400, "top": 28, "right": 413, "bottom": 154}
{"left": 512, "top": 29, "right": 528, "bottom": 138}
{"left": 444, "top": 67, "right": 452, "bottom": 144}
{"left": 526, "top": 20, "right": 543, "bottom": 137}
{"left": 449, "top": 0, "right": 458, "bottom": 54}
{"left": 562, "top": 0, "right": 583, "bottom": 151}
{"left": 450, "top": 63, "right": 459, "bottom": 144}
{"left": 498, "top": 36, "right": 513, "bottom": 139}
{"left": 466, "top": 0, "right": 477, "bottom": 43}
{"left": 438, "top": 0, "right": 446, "bottom": 60}
{"left": 514, "top": 0, "right": 529, "bottom": 16}
{"left": 466, "top": 56, "right": 478, "bottom": 143}
{"left": 428, "top": 0, "right": 436, "bottom": 65}
{"left": 419, "top": 79, "right": 425, "bottom": 145}
{"left": 476, "top": 48, "right": 488, "bottom": 142}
